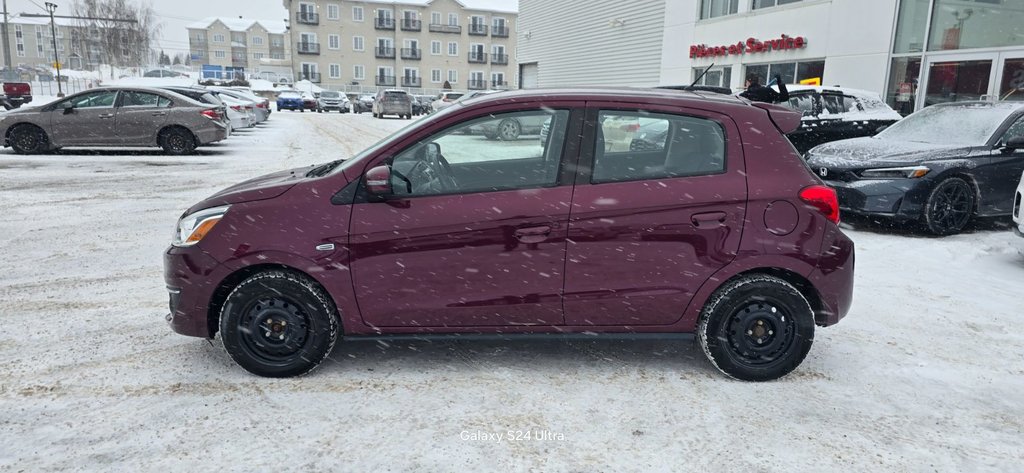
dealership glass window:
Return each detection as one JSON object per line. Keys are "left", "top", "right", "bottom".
{"left": 752, "top": 0, "right": 803, "bottom": 10}
{"left": 745, "top": 60, "right": 823, "bottom": 87}
{"left": 892, "top": 0, "right": 929, "bottom": 53}
{"left": 928, "top": 0, "right": 1024, "bottom": 51}
{"left": 885, "top": 57, "right": 922, "bottom": 115}
{"left": 701, "top": 0, "right": 738, "bottom": 19}
{"left": 1000, "top": 58, "right": 1024, "bottom": 102}
{"left": 692, "top": 66, "right": 732, "bottom": 89}
{"left": 924, "top": 59, "right": 993, "bottom": 107}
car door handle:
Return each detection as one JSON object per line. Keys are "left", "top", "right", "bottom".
{"left": 514, "top": 225, "right": 552, "bottom": 244}
{"left": 691, "top": 211, "right": 728, "bottom": 227}
{"left": 151, "top": 111, "right": 167, "bottom": 116}
{"left": 98, "top": 113, "right": 114, "bottom": 119}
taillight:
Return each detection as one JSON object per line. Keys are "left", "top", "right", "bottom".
{"left": 200, "top": 109, "right": 219, "bottom": 120}
{"left": 231, "top": 105, "right": 242, "bottom": 111}
{"left": 256, "top": 102, "right": 267, "bottom": 108}
{"left": 799, "top": 185, "right": 840, "bottom": 224}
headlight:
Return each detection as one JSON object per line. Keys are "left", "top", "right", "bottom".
{"left": 172, "top": 205, "right": 230, "bottom": 247}
{"left": 859, "top": 166, "right": 930, "bottom": 179}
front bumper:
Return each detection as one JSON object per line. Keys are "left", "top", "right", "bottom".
{"left": 164, "top": 245, "right": 231, "bottom": 338}
{"left": 824, "top": 178, "right": 925, "bottom": 221}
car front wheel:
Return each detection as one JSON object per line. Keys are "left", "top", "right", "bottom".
{"left": 698, "top": 274, "right": 815, "bottom": 382}
{"left": 923, "top": 177, "right": 975, "bottom": 236}
{"left": 220, "top": 270, "right": 339, "bottom": 378}
{"left": 8, "top": 124, "right": 49, "bottom": 154}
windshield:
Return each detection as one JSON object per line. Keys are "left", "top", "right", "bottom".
{"left": 876, "top": 104, "right": 1017, "bottom": 145}
{"left": 321, "top": 91, "right": 340, "bottom": 98}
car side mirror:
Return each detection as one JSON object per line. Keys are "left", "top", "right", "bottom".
{"left": 62, "top": 102, "right": 74, "bottom": 114}
{"left": 365, "top": 165, "right": 393, "bottom": 196}
{"left": 1005, "top": 136, "right": 1024, "bottom": 151}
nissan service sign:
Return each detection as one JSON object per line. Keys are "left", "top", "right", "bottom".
{"left": 690, "top": 34, "right": 807, "bottom": 59}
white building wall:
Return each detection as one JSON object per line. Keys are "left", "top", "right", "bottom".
{"left": 517, "top": 0, "right": 666, "bottom": 87}
{"left": 663, "top": 0, "right": 899, "bottom": 94}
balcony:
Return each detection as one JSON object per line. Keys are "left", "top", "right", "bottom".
{"left": 301, "top": 72, "right": 321, "bottom": 83}
{"left": 491, "top": 53, "right": 508, "bottom": 65}
{"left": 400, "top": 19, "right": 421, "bottom": 31}
{"left": 375, "top": 75, "right": 396, "bottom": 87}
{"left": 297, "top": 42, "right": 320, "bottom": 55}
{"left": 375, "top": 17, "right": 395, "bottom": 30}
{"left": 402, "top": 76, "right": 421, "bottom": 87}
{"left": 468, "top": 24, "right": 488, "bottom": 36}
{"left": 468, "top": 52, "right": 488, "bottom": 64}
{"left": 491, "top": 80, "right": 508, "bottom": 89}
{"left": 375, "top": 47, "right": 395, "bottom": 59}
{"left": 467, "top": 79, "right": 487, "bottom": 90}
{"left": 296, "top": 11, "right": 319, "bottom": 25}
{"left": 400, "top": 48, "right": 421, "bottom": 60}
{"left": 492, "top": 26, "right": 509, "bottom": 38}
{"left": 428, "top": 23, "right": 461, "bottom": 34}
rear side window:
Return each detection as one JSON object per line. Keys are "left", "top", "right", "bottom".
{"left": 122, "top": 91, "right": 165, "bottom": 107}
{"left": 592, "top": 111, "right": 726, "bottom": 184}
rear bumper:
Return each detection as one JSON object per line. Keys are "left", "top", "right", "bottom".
{"left": 164, "top": 246, "right": 230, "bottom": 338}
{"left": 809, "top": 226, "right": 855, "bottom": 326}
{"left": 195, "top": 124, "right": 228, "bottom": 145}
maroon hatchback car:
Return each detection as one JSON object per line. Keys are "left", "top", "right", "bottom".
{"left": 165, "top": 88, "right": 854, "bottom": 381}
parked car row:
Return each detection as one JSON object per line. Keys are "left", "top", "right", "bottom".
{"left": 0, "top": 84, "right": 273, "bottom": 155}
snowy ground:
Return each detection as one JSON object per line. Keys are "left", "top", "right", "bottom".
{"left": 1, "top": 111, "right": 1022, "bottom": 472}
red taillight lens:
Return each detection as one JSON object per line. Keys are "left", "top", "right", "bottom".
{"left": 230, "top": 105, "right": 242, "bottom": 111}
{"left": 799, "top": 185, "right": 840, "bottom": 224}
{"left": 257, "top": 102, "right": 267, "bottom": 108}
{"left": 200, "top": 109, "right": 219, "bottom": 120}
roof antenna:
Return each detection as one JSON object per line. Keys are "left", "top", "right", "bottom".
{"left": 690, "top": 63, "right": 714, "bottom": 87}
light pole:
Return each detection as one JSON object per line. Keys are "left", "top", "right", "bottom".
{"left": 44, "top": 2, "right": 63, "bottom": 97}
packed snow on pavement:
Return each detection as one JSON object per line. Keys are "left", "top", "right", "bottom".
{"left": 1, "top": 111, "right": 1022, "bottom": 471}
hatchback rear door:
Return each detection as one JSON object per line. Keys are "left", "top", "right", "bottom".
{"left": 562, "top": 102, "right": 747, "bottom": 326}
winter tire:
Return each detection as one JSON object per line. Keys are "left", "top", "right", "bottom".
{"left": 923, "top": 177, "right": 974, "bottom": 236}
{"left": 8, "top": 124, "right": 49, "bottom": 154}
{"left": 159, "top": 128, "right": 197, "bottom": 155}
{"left": 497, "top": 118, "right": 521, "bottom": 141}
{"left": 698, "top": 274, "right": 815, "bottom": 382}
{"left": 220, "top": 270, "right": 339, "bottom": 378}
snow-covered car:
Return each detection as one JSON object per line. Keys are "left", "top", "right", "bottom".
{"left": 1014, "top": 171, "right": 1024, "bottom": 248}
{"left": 316, "top": 91, "right": 349, "bottom": 113}
{"left": 210, "top": 87, "right": 271, "bottom": 121}
{"left": 782, "top": 85, "right": 903, "bottom": 154}
{"left": 431, "top": 91, "right": 464, "bottom": 112}
{"left": 219, "top": 95, "right": 255, "bottom": 129}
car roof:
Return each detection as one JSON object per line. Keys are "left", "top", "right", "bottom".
{"left": 459, "top": 87, "right": 749, "bottom": 107}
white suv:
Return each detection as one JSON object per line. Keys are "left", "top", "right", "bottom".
{"left": 1014, "top": 171, "right": 1023, "bottom": 249}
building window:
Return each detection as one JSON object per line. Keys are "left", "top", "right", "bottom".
{"left": 744, "top": 60, "right": 824, "bottom": 87}
{"left": 329, "top": 63, "right": 341, "bottom": 78}
{"left": 214, "top": 50, "right": 226, "bottom": 58}
{"left": 892, "top": 0, "right": 928, "bottom": 53}
{"left": 328, "top": 34, "right": 340, "bottom": 50}
{"left": 431, "top": 69, "right": 442, "bottom": 83}
{"left": 926, "top": 0, "right": 1024, "bottom": 52}
{"left": 885, "top": 57, "right": 922, "bottom": 116}
{"left": 701, "top": 0, "right": 738, "bottom": 19}
{"left": 271, "top": 37, "right": 283, "bottom": 47}
{"left": 252, "top": 36, "right": 264, "bottom": 46}
{"left": 751, "top": 0, "right": 803, "bottom": 9}
{"left": 253, "top": 52, "right": 265, "bottom": 60}
{"left": 431, "top": 12, "right": 441, "bottom": 25}
{"left": 448, "top": 13, "right": 458, "bottom": 26}
{"left": 354, "top": 64, "right": 365, "bottom": 79}
{"left": 353, "top": 6, "right": 364, "bottom": 21}
{"left": 353, "top": 36, "right": 365, "bottom": 51}
{"left": 213, "top": 34, "right": 225, "bottom": 43}
{"left": 448, "top": 69, "right": 458, "bottom": 83}
{"left": 431, "top": 40, "right": 441, "bottom": 55}
{"left": 692, "top": 66, "right": 732, "bottom": 88}
{"left": 327, "top": 4, "right": 340, "bottom": 20}
{"left": 448, "top": 42, "right": 458, "bottom": 56}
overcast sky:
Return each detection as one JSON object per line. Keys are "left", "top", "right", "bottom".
{"left": 2, "top": 0, "right": 518, "bottom": 55}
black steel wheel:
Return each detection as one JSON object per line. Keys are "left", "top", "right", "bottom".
{"left": 8, "top": 124, "right": 49, "bottom": 154}
{"left": 160, "top": 127, "right": 197, "bottom": 155}
{"left": 698, "top": 274, "right": 815, "bottom": 381}
{"left": 220, "top": 270, "right": 339, "bottom": 377}
{"left": 924, "top": 177, "right": 975, "bottom": 236}
{"left": 497, "top": 118, "right": 521, "bottom": 141}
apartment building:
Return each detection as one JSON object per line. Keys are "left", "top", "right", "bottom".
{"left": 187, "top": 17, "right": 291, "bottom": 81}
{"left": 282, "top": 0, "right": 516, "bottom": 93}
{"left": 0, "top": 14, "right": 131, "bottom": 72}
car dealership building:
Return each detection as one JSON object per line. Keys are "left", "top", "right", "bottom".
{"left": 518, "top": 0, "right": 1024, "bottom": 114}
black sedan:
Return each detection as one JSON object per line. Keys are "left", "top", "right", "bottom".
{"left": 806, "top": 101, "right": 1024, "bottom": 235}
{"left": 783, "top": 86, "right": 903, "bottom": 154}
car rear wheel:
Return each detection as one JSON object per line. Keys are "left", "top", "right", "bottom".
{"left": 698, "top": 274, "right": 815, "bottom": 382}
{"left": 497, "top": 118, "right": 521, "bottom": 141}
{"left": 220, "top": 270, "right": 339, "bottom": 378}
{"left": 159, "top": 127, "right": 197, "bottom": 155}
{"left": 924, "top": 177, "right": 975, "bottom": 236}
{"left": 8, "top": 124, "right": 49, "bottom": 154}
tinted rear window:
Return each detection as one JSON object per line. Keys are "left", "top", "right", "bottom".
{"left": 385, "top": 91, "right": 409, "bottom": 98}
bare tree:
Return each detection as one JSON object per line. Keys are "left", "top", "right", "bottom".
{"left": 68, "top": 0, "right": 161, "bottom": 74}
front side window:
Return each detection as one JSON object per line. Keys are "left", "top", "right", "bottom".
{"left": 592, "top": 111, "right": 726, "bottom": 184}
{"left": 62, "top": 90, "right": 118, "bottom": 109}
{"left": 1000, "top": 116, "right": 1024, "bottom": 144}
{"left": 389, "top": 110, "right": 571, "bottom": 197}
